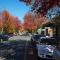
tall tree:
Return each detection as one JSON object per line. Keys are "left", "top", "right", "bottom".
{"left": 34, "top": 14, "right": 48, "bottom": 28}
{"left": 19, "top": 0, "right": 60, "bottom": 18}
{"left": 23, "top": 13, "right": 48, "bottom": 32}
{"left": 2, "top": 11, "right": 16, "bottom": 34}
{"left": 14, "top": 17, "right": 22, "bottom": 33}
{"left": 0, "top": 14, "right": 3, "bottom": 33}
{"left": 23, "top": 13, "right": 37, "bottom": 32}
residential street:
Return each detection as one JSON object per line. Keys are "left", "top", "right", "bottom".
{"left": 0, "top": 36, "right": 38, "bottom": 60}
{"left": 0, "top": 0, "right": 60, "bottom": 60}
{"left": 0, "top": 35, "right": 58, "bottom": 60}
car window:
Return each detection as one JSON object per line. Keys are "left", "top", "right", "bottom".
{"left": 40, "top": 38, "right": 57, "bottom": 45}
{"left": 34, "top": 35, "right": 40, "bottom": 39}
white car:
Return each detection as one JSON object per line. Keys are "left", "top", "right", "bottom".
{"left": 36, "top": 37, "right": 59, "bottom": 60}
{"left": 36, "top": 44, "right": 55, "bottom": 59}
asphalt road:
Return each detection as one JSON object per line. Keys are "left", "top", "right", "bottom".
{"left": 0, "top": 36, "right": 56, "bottom": 60}
{"left": 9, "top": 36, "right": 31, "bottom": 41}
{"left": 0, "top": 36, "right": 38, "bottom": 60}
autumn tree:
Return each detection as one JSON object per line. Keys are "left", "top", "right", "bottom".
{"left": 14, "top": 17, "right": 22, "bottom": 33}
{"left": 23, "top": 13, "right": 48, "bottom": 33}
{"left": 2, "top": 11, "right": 16, "bottom": 34}
{"left": 23, "top": 13, "right": 37, "bottom": 32}
{"left": 0, "top": 14, "right": 3, "bottom": 33}
{"left": 19, "top": 0, "right": 60, "bottom": 17}
{"left": 34, "top": 14, "right": 49, "bottom": 29}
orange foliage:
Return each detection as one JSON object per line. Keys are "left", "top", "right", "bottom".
{"left": 34, "top": 14, "right": 48, "bottom": 27}
{"left": 2, "top": 11, "right": 22, "bottom": 34}
{"left": 0, "top": 10, "right": 49, "bottom": 34}
{"left": 14, "top": 17, "right": 22, "bottom": 31}
{"left": 23, "top": 13, "right": 48, "bottom": 32}
{"left": 23, "top": 13, "right": 37, "bottom": 32}
{"left": 0, "top": 14, "right": 3, "bottom": 31}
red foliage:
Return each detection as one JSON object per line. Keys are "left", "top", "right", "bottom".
{"left": 2, "top": 11, "right": 22, "bottom": 33}
{"left": 19, "top": 0, "right": 60, "bottom": 15}
{"left": 14, "top": 17, "right": 22, "bottom": 30}
{"left": 23, "top": 13, "right": 37, "bottom": 32}
{"left": 0, "top": 15, "right": 3, "bottom": 29}
{"left": 23, "top": 13, "right": 49, "bottom": 32}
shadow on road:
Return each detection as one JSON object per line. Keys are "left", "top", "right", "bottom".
{"left": 0, "top": 39, "right": 37, "bottom": 60}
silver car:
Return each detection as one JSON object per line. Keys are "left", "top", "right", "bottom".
{"left": 36, "top": 44, "right": 55, "bottom": 59}
{"left": 36, "top": 37, "right": 60, "bottom": 60}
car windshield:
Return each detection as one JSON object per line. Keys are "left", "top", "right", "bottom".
{"left": 34, "top": 34, "right": 46, "bottom": 39}
{"left": 34, "top": 35, "right": 40, "bottom": 39}
{"left": 40, "top": 38, "right": 57, "bottom": 45}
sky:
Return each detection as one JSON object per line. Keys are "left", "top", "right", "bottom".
{"left": 0, "top": 0, "right": 30, "bottom": 22}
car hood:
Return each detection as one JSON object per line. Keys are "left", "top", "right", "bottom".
{"left": 36, "top": 44, "right": 55, "bottom": 53}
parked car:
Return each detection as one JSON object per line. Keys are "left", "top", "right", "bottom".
{"left": 0, "top": 34, "right": 10, "bottom": 41}
{"left": 31, "top": 34, "right": 46, "bottom": 46}
{"left": 36, "top": 37, "right": 58, "bottom": 59}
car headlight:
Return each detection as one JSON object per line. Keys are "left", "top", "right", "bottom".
{"left": 48, "top": 51, "right": 53, "bottom": 55}
{"left": 36, "top": 41, "right": 40, "bottom": 44}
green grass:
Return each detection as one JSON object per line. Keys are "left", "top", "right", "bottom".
{"left": 8, "top": 39, "right": 16, "bottom": 42}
